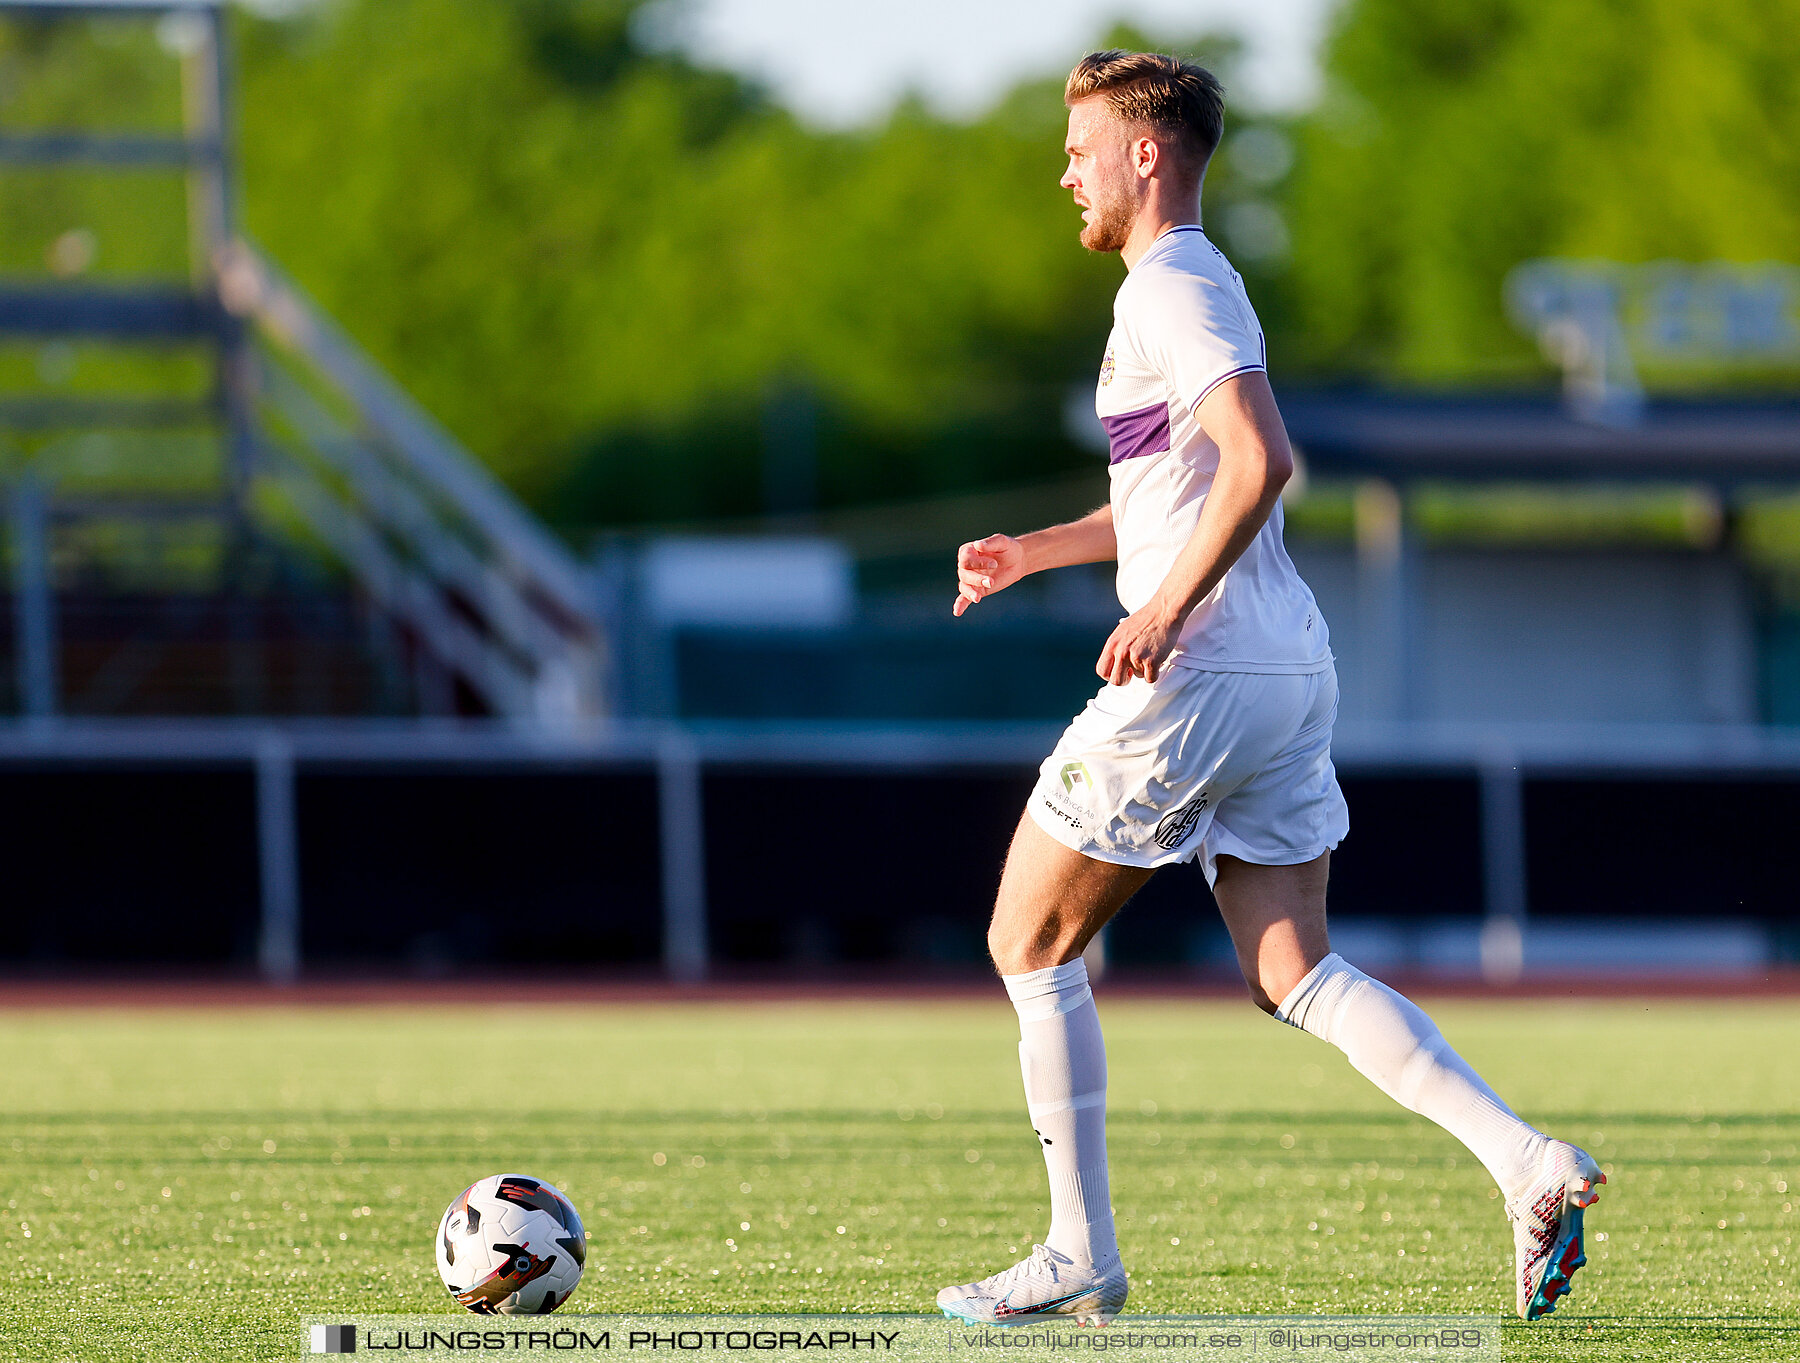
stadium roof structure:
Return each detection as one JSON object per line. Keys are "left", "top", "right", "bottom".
{"left": 1282, "top": 391, "right": 1800, "bottom": 486}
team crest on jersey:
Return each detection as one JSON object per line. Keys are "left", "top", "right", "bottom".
{"left": 1098, "top": 347, "right": 1115, "bottom": 386}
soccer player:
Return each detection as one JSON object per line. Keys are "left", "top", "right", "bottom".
{"left": 935, "top": 50, "right": 1602, "bottom": 1327}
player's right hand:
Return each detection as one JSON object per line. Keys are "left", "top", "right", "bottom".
{"left": 953, "top": 534, "right": 1025, "bottom": 616}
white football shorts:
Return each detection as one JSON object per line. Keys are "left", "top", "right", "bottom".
{"left": 1028, "top": 663, "right": 1349, "bottom": 885}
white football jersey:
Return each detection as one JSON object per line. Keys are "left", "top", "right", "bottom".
{"left": 1096, "top": 225, "right": 1330, "bottom": 673}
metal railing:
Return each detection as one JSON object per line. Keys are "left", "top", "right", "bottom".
{"left": 4, "top": 715, "right": 1800, "bottom": 984}
{"left": 3, "top": 2, "right": 607, "bottom": 722}
{"left": 214, "top": 242, "right": 607, "bottom": 722}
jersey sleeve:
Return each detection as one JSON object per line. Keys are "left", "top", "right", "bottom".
{"left": 1125, "top": 269, "right": 1266, "bottom": 414}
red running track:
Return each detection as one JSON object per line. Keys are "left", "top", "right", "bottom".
{"left": 0, "top": 968, "right": 1795, "bottom": 1008}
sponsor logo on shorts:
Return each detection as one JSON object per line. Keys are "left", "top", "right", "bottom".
{"left": 1152, "top": 792, "right": 1209, "bottom": 850}
{"left": 1060, "top": 761, "right": 1095, "bottom": 795}
{"left": 1038, "top": 794, "right": 1087, "bottom": 831}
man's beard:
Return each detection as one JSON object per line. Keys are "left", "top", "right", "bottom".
{"left": 1079, "top": 188, "right": 1135, "bottom": 253}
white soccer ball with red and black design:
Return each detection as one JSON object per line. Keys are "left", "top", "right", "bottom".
{"left": 435, "top": 1175, "right": 586, "bottom": 1315}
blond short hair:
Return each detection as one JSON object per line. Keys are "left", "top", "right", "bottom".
{"left": 1065, "top": 50, "right": 1225, "bottom": 176}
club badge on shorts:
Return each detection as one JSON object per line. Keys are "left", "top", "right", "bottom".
{"left": 1152, "top": 791, "right": 1209, "bottom": 849}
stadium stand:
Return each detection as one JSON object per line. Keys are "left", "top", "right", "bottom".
{"left": 3, "top": 1, "right": 1798, "bottom": 986}
{"left": 0, "top": 0, "right": 604, "bottom": 724}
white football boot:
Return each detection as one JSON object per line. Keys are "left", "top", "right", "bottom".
{"left": 937, "top": 1243, "right": 1127, "bottom": 1326}
{"left": 1506, "top": 1139, "right": 1605, "bottom": 1320}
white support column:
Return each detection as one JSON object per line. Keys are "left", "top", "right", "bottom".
{"left": 657, "top": 731, "right": 708, "bottom": 982}
{"left": 255, "top": 733, "right": 301, "bottom": 984}
{"left": 1354, "top": 479, "right": 1414, "bottom": 722}
{"left": 1477, "top": 754, "right": 1526, "bottom": 983}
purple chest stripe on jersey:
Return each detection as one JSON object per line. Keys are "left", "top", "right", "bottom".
{"left": 1102, "top": 402, "right": 1170, "bottom": 465}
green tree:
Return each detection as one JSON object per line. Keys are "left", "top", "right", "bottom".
{"left": 1282, "top": 0, "right": 1800, "bottom": 382}
{"left": 236, "top": 0, "right": 1143, "bottom": 524}
{"left": 2, "top": 3, "right": 1285, "bottom": 526}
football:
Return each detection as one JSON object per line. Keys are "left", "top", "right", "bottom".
{"left": 434, "top": 1175, "right": 587, "bottom": 1315}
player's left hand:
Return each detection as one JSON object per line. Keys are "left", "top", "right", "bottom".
{"left": 1096, "top": 603, "right": 1182, "bottom": 685}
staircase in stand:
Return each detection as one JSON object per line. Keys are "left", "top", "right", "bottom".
{"left": 0, "top": 0, "right": 606, "bottom": 721}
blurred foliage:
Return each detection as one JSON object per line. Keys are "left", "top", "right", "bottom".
{"left": 1410, "top": 482, "right": 1723, "bottom": 548}
{"left": 0, "top": 3, "right": 1276, "bottom": 527}
{"left": 1282, "top": 0, "right": 1800, "bottom": 382}
{"left": 0, "top": 16, "right": 188, "bottom": 278}
{"left": 1280, "top": 488, "right": 1355, "bottom": 543}
{"left": 1736, "top": 495, "right": 1800, "bottom": 607}
{"left": 1281, "top": 481, "right": 1724, "bottom": 549}
{"left": 4, "top": 0, "right": 1797, "bottom": 529}
{"left": 232, "top": 2, "right": 1257, "bottom": 526}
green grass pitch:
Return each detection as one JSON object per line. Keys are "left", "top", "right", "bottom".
{"left": 0, "top": 996, "right": 1795, "bottom": 1361}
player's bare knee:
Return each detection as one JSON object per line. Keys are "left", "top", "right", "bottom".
{"left": 1243, "top": 976, "right": 1281, "bottom": 1015}
{"left": 1245, "top": 961, "right": 1313, "bottom": 1016}
{"left": 1230, "top": 947, "right": 1290, "bottom": 1014}
{"left": 989, "top": 939, "right": 1052, "bottom": 976}
{"left": 987, "top": 912, "right": 1080, "bottom": 975}
{"left": 986, "top": 920, "right": 1018, "bottom": 972}
{"left": 986, "top": 915, "right": 1038, "bottom": 974}
{"left": 1260, "top": 951, "right": 1326, "bottom": 1011}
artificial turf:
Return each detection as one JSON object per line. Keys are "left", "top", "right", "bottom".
{"left": 0, "top": 997, "right": 1794, "bottom": 1361}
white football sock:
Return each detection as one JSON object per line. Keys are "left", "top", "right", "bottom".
{"left": 1003, "top": 959, "right": 1119, "bottom": 1269}
{"left": 1276, "top": 953, "right": 1548, "bottom": 1200}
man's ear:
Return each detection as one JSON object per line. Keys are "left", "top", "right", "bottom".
{"left": 1133, "top": 135, "right": 1159, "bottom": 180}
